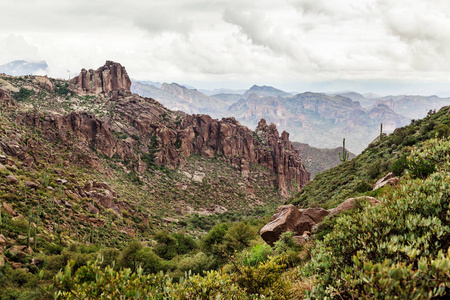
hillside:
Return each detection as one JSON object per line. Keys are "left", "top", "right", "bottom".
{"left": 0, "top": 61, "right": 313, "bottom": 298}
{"left": 290, "top": 106, "right": 450, "bottom": 208}
{"left": 47, "top": 105, "right": 450, "bottom": 299}
{"left": 292, "top": 142, "right": 356, "bottom": 179}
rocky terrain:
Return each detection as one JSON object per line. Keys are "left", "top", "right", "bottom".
{"left": 292, "top": 142, "right": 356, "bottom": 179}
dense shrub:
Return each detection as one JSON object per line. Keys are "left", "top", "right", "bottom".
{"left": 303, "top": 138, "right": 450, "bottom": 298}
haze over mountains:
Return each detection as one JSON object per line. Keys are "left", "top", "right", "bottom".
{"left": 130, "top": 79, "right": 449, "bottom": 153}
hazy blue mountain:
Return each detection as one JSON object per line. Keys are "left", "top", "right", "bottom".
{"left": 375, "top": 95, "right": 450, "bottom": 119}
{"left": 243, "top": 85, "right": 292, "bottom": 98}
{"left": 0, "top": 60, "right": 48, "bottom": 76}
{"left": 228, "top": 92, "right": 409, "bottom": 153}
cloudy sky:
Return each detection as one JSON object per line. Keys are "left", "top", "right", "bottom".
{"left": 2, "top": 0, "right": 450, "bottom": 95}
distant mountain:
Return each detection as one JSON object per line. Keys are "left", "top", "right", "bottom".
{"left": 211, "top": 93, "right": 243, "bottom": 105}
{"left": 292, "top": 142, "right": 356, "bottom": 179}
{"left": 375, "top": 95, "right": 450, "bottom": 119}
{"left": 228, "top": 92, "right": 409, "bottom": 153}
{"left": 243, "top": 85, "right": 292, "bottom": 98}
{"left": 131, "top": 81, "right": 229, "bottom": 117}
{"left": 0, "top": 60, "right": 48, "bottom": 76}
{"left": 200, "top": 88, "right": 246, "bottom": 96}
{"left": 330, "top": 92, "right": 375, "bottom": 108}
{"left": 132, "top": 79, "right": 162, "bottom": 88}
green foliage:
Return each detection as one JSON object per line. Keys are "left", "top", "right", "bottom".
{"left": 303, "top": 138, "right": 450, "bottom": 298}
{"left": 240, "top": 244, "right": 273, "bottom": 267}
{"left": 118, "top": 240, "right": 143, "bottom": 272}
{"left": 55, "top": 82, "right": 71, "bottom": 98}
{"left": 153, "top": 231, "right": 178, "bottom": 260}
{"left": 13, "top": 87, "right": 35, "bottom": 102}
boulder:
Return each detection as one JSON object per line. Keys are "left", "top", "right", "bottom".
{"left": 260, "top": 205, "right": 302, "bottom": 246}
{"left": 373, "top": 172, "right": 400, "bottom": 190}
{"left": 6, "top": 175, "right": 18, "bottom": 184}
{"left": 1, "top": 202, "right": 16, "bottom": 216}
{"left": 295, "top": 208, "right": 330, "bottom": 233}
{"left": 24, "top": 181, "right": 40, "bottom": 189}
{"left": 329, "top": 196, "right": 381, "bottom": 217}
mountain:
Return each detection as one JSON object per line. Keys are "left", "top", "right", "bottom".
{"left": 242, "top": 85, "right": 292, "bottom": 98}
{"left": 228, "top": 92, "right": 409, "bottom": 153}
{"left": 292, "top": 142, "right": 356, "bottom": 179}
{"left": 0, "top": 60, "right": 48, "bottom": 76}
{"left": 375, "top": 95, "right": 450, "bottom": 119}
{"left": 132, "top": 79, "right": 162, "bottom": 88}
{"left": 200, "top": 88, "right": 246, "bottom": 96}
{"left": 330, "top": 91, "right": 375, "bottom": 108}
{"left": 130, "top": 81, "right": 229, "bottom": 118}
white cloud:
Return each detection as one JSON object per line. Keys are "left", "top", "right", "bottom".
{"left": 1, "top": 0, "right": 450, "bottom": 92}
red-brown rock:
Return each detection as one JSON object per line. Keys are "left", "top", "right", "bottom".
{"left": 0, "top": 88, "right": 15, "bottom": 107}
{"left": 329, "top": 196, "right": 381, "bottom": 217}
{"left": 295, "top": 208, "right": 330, "bottom": 233}
{"left": 69, "top": 61, "right": 131, "bottom": 95}
{"left": 373, "top": 172, "right": 400, "bottom": 190}
{"left": 260, "top": 205, "right": 302, "bottom": 246}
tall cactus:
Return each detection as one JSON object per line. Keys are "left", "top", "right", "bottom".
{"left": 339, "top": 138, "right": 350, "bottom": 162}
{"left": 380, "top": 123, "right": 383, "bottom": 141}
{"left": 27, "top": 210, "right": 32, "bottom": 248}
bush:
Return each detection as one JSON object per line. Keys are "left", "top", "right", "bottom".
{"left": 153, "top": 231, "right": 178, "bottom": 260}
{"left": 303, "top": 140, "right": 450, "bottom": 298}
{"left": 241, "top": 244, "right": 273, "bottom": 267}
{"left": 118, "top": 241, "right": 143, "bottom": 272}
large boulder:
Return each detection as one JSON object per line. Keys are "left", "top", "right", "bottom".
{"left": 329, "top": 196, "right": 381, "bottom": 217}
{"left": 373, "top": 172, "right": 400, "bottom": 190}
{"left": 260, "top": 205, "right": 329, "bottom": 246}
{"left": 295, "top": 208, "right": 330, "bottom": 233}
{"left": 260, "top": 205, "right": 302, "bottom": 246}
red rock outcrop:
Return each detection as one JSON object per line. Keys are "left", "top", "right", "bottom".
{"left": 0, "top": 88, "right": 15, "bottom": 107}
{"left": 69, "top": 61, "right": 131, "bottom": 95}
{"left": 261, "top": 196, "right": 382, "bottom": 246}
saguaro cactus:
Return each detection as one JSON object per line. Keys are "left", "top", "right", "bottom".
{"left": 380, "top": 123, "right": 383, "bottom": 141}
{"left": 339, "top": 138, "right": 349, "bottom": 162}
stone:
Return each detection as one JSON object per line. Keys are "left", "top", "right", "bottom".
{"left": 6, "top": 175, "right": 18, "bottom": 184}
{"left": 373, "top": 172, "right": 400, "bottom": 190}
{"left": 329, "top": 196, "right": 381, "bottom": 217}
{"left": 0, "top": 163, "right": 7, "bottom": 173}
{"left": 11, "top": 262, "right": 23, "bottom": 269}
{"left": 292, "top": 235, "right": 307, "bottom": 246}
{"left": 163, "top": 217, "right": 179, "bottom": 223}
{"left": 24, "top": 181, "right": 40, "bottom": 189}
{"left": 56, "top": 178, "right": 68, "bottom": 184}
{"left": 295, "top": 208, "right": 330, "bottom": 234}
{"left": 1, "top": 202, "right": 16, "bottom": 216}
{"left": 0, "top": 88, "right": 16, "bottom": 107}
{"left": 260, "top": 205, "right": 302, "bottom": 246}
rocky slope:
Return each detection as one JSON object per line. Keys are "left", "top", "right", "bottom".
{"left": 1, "top": 61, "right": 309, "bottom": 216}
{"left": 292, "top": 142, "right": 356, "bottom": 179}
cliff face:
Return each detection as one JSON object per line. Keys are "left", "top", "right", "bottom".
{"left": 69, "top": 61, "right": 131, "bottom": 95}
{"left": 32, "top": 62, "right": 309, "bottom": 196}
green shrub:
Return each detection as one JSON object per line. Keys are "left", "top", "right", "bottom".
{"left": 303, "top": 139, "right": 450, "bottom": 298}
{"left": 118, "top": 240, "right": 143, "bottom": 272}
{"left": 154, "top": 231, "right": 178, "bottom": 260}
{"left": 241, "top": 244, "right": 273, "bottom": 267}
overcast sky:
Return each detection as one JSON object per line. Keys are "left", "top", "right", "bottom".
{"left": 2, "top": 0, "right": 450, "bottom": 95}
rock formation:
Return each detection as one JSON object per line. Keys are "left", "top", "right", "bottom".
{"left": 0, "top": 88, "right": 15, "bottom": 107}
{"left": 69, "top": 61, "right": 131, "bottom": 95}
{"left": 261, "top": 196, "right": 381, "bottom": 246}
{"left": 373, "top": 172, "right": 399, "bottom": 190}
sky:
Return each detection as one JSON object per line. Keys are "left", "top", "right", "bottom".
{"left": 2, "top": 0, "right": 450, "bottom": 95}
